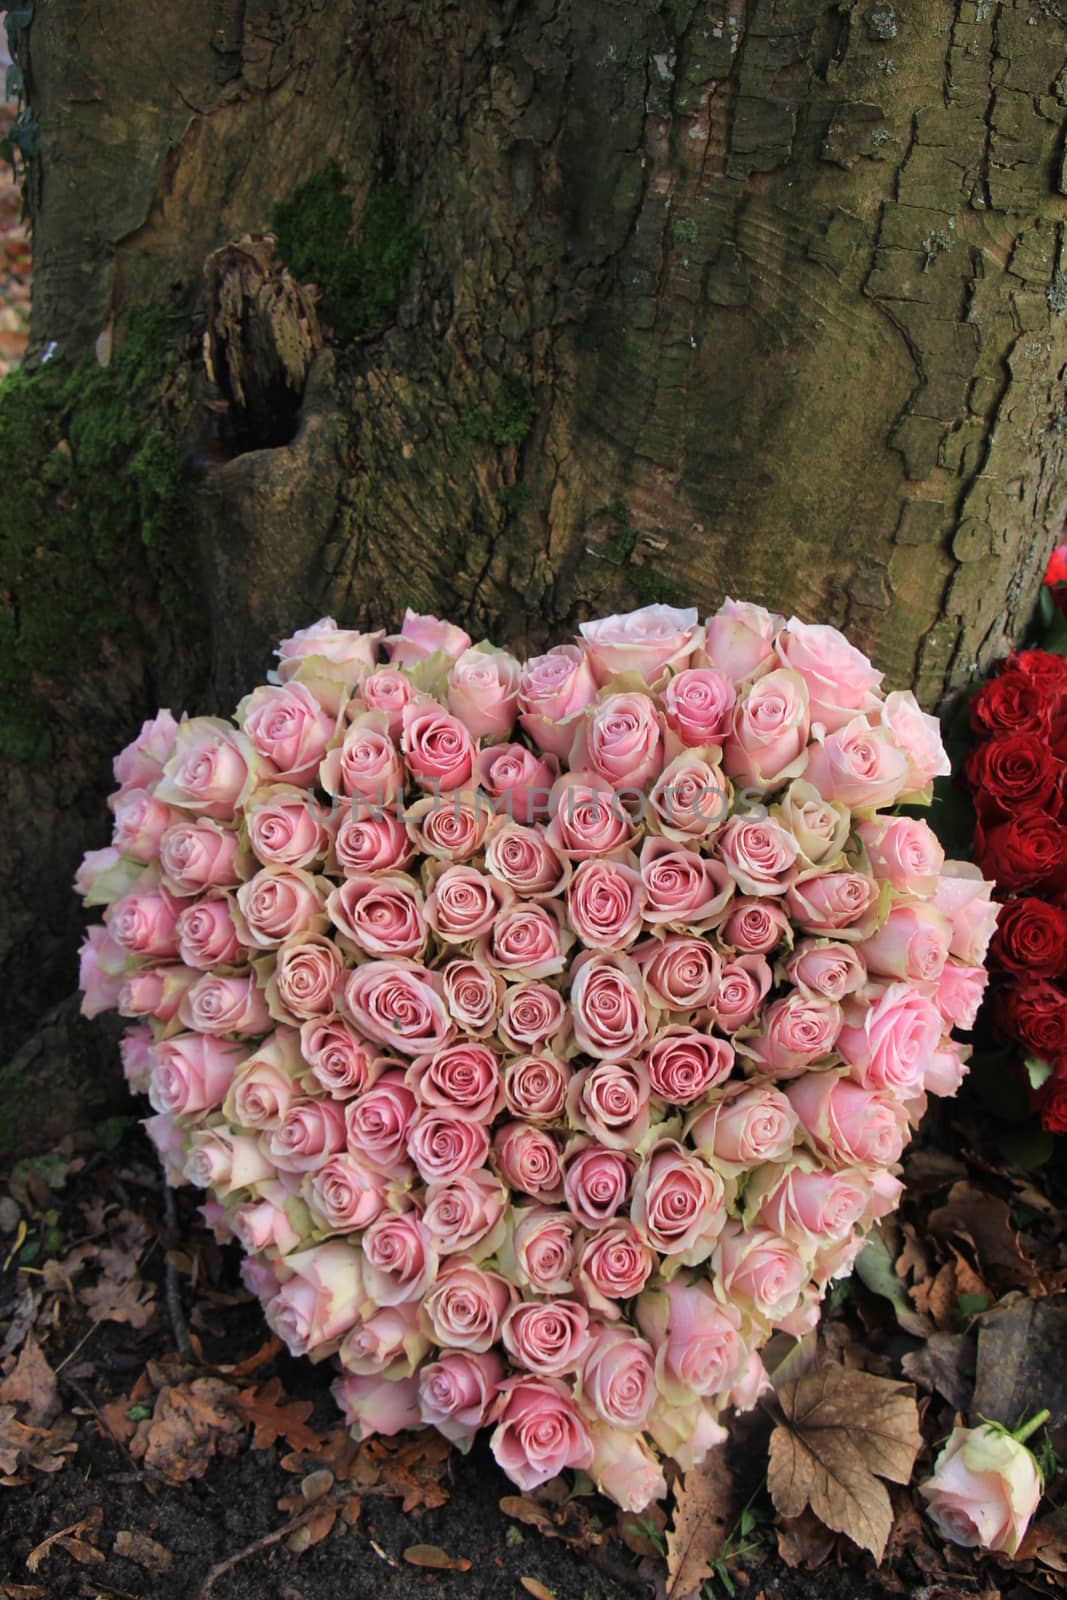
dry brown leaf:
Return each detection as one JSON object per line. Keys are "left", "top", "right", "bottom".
{"left": 666, "top": 1445, "right": 735, "bottom": 1599}
{"left": 372, "top": 1432, "right": 451, "bottom": 1512}
{"left": 928, "top": 1183, "right": 1038, "bottom": 1290}
{"left": 618, "top": 1502, "right": 668, "bottom": 1557}
{"left": 0, "top": 1406, "right": 77, "bottom": 1483}
{"left": 78, "top": 1269, "right": 156, "bottom": 1328}
{"left": 0, "top": 1336, "right": 60, "bottom": 1427}
{"left": 768, "top": 1365, "right": 921, "bottom": 1561}
{"left": 775, "top": 1510, "right": 836, "bottom": 1570}
{"left": 973, "top": 1297, "right": 1067, "bottom": 1431}
{"left": 113, "top": 1530, "right": 173, "bottom": 1572}
{"left": 129, "top": 1378, "right": 245, "bottom": 1482}
{"left": 1017, "top": 1508, "right": 1067, "bottom": 1572}
{"left": 1, "top": 1584, "right": 45, "bottom": 1599}
{"left": 230, "top": 1376, "right": 323, "bottom": 1453}
{"left": 26, "top": 1511, "right": 103, "bottom": 1573}
{"left": 288, "top": 1506, "right": 337, "bottom": 1553}
{"left": 900, "top": 1333, "right": 974, "bottom": 1413}
{"left": 520, "top": 1581, "right": 557, "bottom": 1600}
{"left": 403, "top": 1544, "right": 472, "bottom": 1571}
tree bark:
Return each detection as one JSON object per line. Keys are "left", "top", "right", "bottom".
{"left": 4, "top": 0, "right": 1067, "bottom": 1120}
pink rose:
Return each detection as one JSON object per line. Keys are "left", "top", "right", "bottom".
{"left": 300, "top": 1015, "right": 379, "bottom": 1099}
{"left": 935, "top": 961, "right": 987, "bottom": 1031}
{"left": 716, "top": 816, "right": 799, "bottom": 897}
{"left": 247, "top": 787, "right": 330, "bottom": 870}
{"left": 703, "top": 598, "right": 780, "bottom": 682}
{"left": 267, "top": 1099, "right": 346, "bottom": 1173}
{"left": 304, "top": 1154, "right": 387, "bottom": 1233}
{"left": 424, "top": 864, "right": 510, "bottom": 943}
{"left": 422, "top": 1170, "right": 509, "bottom": 1259}
{"left": 475, "top": 742, "right": 558, "bottom": 825}
{"left": 498, "top": 1208, "right": 577, "bottom": 1297}
{"left": 736, "top": 992, "right": 843, "bottom": 1078}
{"left": 276, "top": 617, "right": 382, "bottom": 702}
{"left": 271, "top": 933, "right": 344, "bottom": 1020}
{"left": 344, "top": 1070, "right": 418, "bottom": 1176}
{"left": 837, "top": 982, "right": 943, "bottom": 1096}
{"left": 856, "top": 814, "right": 945, "bottom": 896}
{"left": 714, "top": 1221, "right": 810, "bottom": 1324}
{"left": 724, "top": 669, "right": 810, "bottom": 790}
{"left": 120, "top": 963, "right": 197, "bottom": 1024}
{"left": 918, "top": 1423, "right": 1043, "bottom": 1557}
{"left": 484, "top": 822, "right": 569, "bottom": 899}
{"left": 636, "top": 1277, "right": 746, "bottom": 1402}
{"left": 713, "top": 953, "right": 772, "bottom": 1032}
{"left": 638, "top": 936, "right": 721, "bottom": 1013}
{"left": 881, "top": 690, "right": 951, "bottom": 790}
{"left": 774, "top": 779, "right": 851, "bottom": 867}
{"left": 774, "top": 619, "right": 883, "bottom": 732}
{"left": 356, "top": 667, "right": 417, "bottom": 738}
{"left": 224, "top": 1029, "right": 303, "bottom": 1129}
{"left": 804, "top": 717, "right": 910, "bottom": 810}
{"left": 320, "top": 713, "right": 403, "bottom": 805}
{"left": 576, "top": 1222, "right": 654, "bottom": 1317}
{"left": 142, "top": 1110, "right": 188, "bottom": 1186}
{"left": 570, "top": 951, "right": 650, "bottom": 1060}
{"left": 339, "top": 1302, "right": 429, "bottom": 1379}
{"left": 418, "top": 1351, "right": 503, "bottom": 1448}
{"left": 421, "top": 1257, "right": 514, "bottom": 1350}
{"left": 327, "top": 872, "right": 425, "bottom": 958}
{"left": 160, "top": 819, "right": 247, "bottom": 895}
{"left": 386, "top": 608, "right": 471, "bottom": 666}
{"left": 490, "top": 1375, "right": 594, "bottom": 1491}
{"left": 640, "top": 837, "right": 733, "bottom": 930}
{"left": 721, "top": 897, "right": 792, "bottom": 953}
{"left": 786, "top": 870, "right": 880, "bottom": 938}
{"left": 503, "top": 1053, "right": 570, "bottom": 1122}
{"left": 519, "top": 645, "right": 601, "bottom": 759}
{"left": 645, "top": 1026, "right": 733, "bottom": 1106}
{"left": 183, "top": 1128, "right": 274, "bottom": 1196}
{"left": 176, "top": 896, "right": 242, "bottom": 969}
{"left": 74, "top": 847, "right": 138, "bottom": 906}
{"left": 579, "top": 604, "right": 701, "bottom": 685}
{"left": 545, "top": 772, "right": 637, "bottom": 859}
{"left": 447, "top": 646, "right": 521, "bottom": 739}
{"left": 587, "top": 1425, "right": 667, "bottom": 1513}
{"left": 231, "top": 1183, "right": 307, "bottom": 1256}
{"left": 499, "top": 982, "right": 567, "bottom": 1051}
{"left": 107, "top": 884, "right": 181, "bottom": 958}
{"left": 567, "top": 858, "right": 645, "bottom": 949}
{"left": 663, "top": 668, "right": 736, "bottom": 747}
{"left": 265, "top": 1241, "right": 363, "bottom": 1356}
{"left": 503, "top": 1298, "right": 592, "bottom": 1377}
{"left": 567, "top": 1058, "right": 650, "bottom": 1150}
{"left": 155, "top": 717, "right": 257, "bottom": 819}
{"left": 179, "top": 971, "right": 271, "bottom": 1036}
{"left": 646, "top": 1392, "right": 727, "bottom": 1474}
{"left": 494, "top": 1122, "right": 564, "bottom": 1202}
{"left": 239, "top": 681, "right": 336, "bottom": 785}
{"left": 649, "top": 751, "right": 732, "bottom": 844}
{"left": 563, "top": 1143, "right": 634, "bottom": 1228}
{"left": 932, "top": 864, "right": 1000, "bottom": 966}
{"left": 924, "top": 1039, "right": 970, "bottom": 1097}
{"left": 860, "top": 904, "right": 951, "bottom": 983}
{"left": 113, "top": 710, "right": 178, "bottom": 792}
{"left": 332, "top": 1373, "right": 421, "bottom": 1440}
{"left": 479, "top": 902, "right": 571, "bottom": 979}
{"left": 361, "top": 1211, "right": 438, "bottom": 1306}
{"left": 689, "top": 1081, "right": 799, "bottom": 1172}
{"left": 577, "top": 691, "right": 664, "bottom": 790}
{"left": 787, "top": 1071, "right": 909, "bottom": 1166}
{"left": 407, "top": 1041, "right": 502, "bottom": 1122}
{"left": 331, "top": 800, "right": 411, "bottom": 875}
{"left": 342, "top": 961, "right": 454, "bottom": 1057}
{"left": 111, "top": 788, "right": 174, "bottom": 862}
{"left": 630, "top": 1139, "right": 726, "bottom": 1262}
{"left": 404, "top": 790, "right": 493, "bottom": 862}
{"left": 749, "top": 1160, "right": 869, "bottom": 1245}
{"left": 148, "top": 1033, "right": 246, "bottom": 1119}
{"left": 120, "top": 1025, "right": 153, "bottom": 1092}
{"left": 402, "top": 704, "right": 476, "bottom": 791}
{"left": 407, "top": 1111, "right": 491, "bottom": 1183}
{"left": 441, "top": 958, "right": 504, "bottom": 1038}
{"left": 786, "top": 939, "right": 866, "bottom": 1000}
{"left": 237, "top": 866, "right": 325, "bottom": 949}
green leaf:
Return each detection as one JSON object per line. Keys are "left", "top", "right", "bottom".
{"left": 1025, "top": 1056, "right": 1054, "bottom": 1092}
{"left": 997, "top": 1125, "right": 1056, "bottom": 1170}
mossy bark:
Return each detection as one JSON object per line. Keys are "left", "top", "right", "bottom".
{"left": 4, "top": 0, "right": 1067, "bottom": 1127}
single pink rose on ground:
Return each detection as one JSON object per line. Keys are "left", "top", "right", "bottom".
{"left": 724, "top": 668, "right": 810, "bottom": 790}
{"left": 421, "top": 1257, "right": 515, "bottom": 1351}
{"left": 919, "top": 1423, "right": 1043, "bottom": 1556}
{"left": 579, "top": 604, "right": 701, "bottom": 685}
{"left": 519, "top": 645, "right": 599, "bottom": 756}
{"left": 630, "top": 1139, "right": 727, "bottom": 1264}
{"left": 418, "top": 1350, "right": 504, "bottom": 1448}
{"left": 774, "top": 618, "right": 883, "bottom": 732}
{"left": 332, "top": 1373, "right": 422, "bottom": 1439}
{"left": 663, "top": 667, "right": 736, "bottom": 747}
{"left": 386, "top": 608, "right": 472, "bottom": 666}
{"left": 490, "top": 1374, "right": 594, "bottom": 1491}
{"left": 113, "top": 710, "right": 179, "bottom": 793}
{"left": 447, "top": 645, "right": 521, "bottom": 739}
{"left": 239, "top": 681, "right": 336, "bottom": 785}
{"left": 576, "top": 691, "right": 665, "bottom": 791}
{"left": 703, "top": 598, "right": 781, "bottom": 683}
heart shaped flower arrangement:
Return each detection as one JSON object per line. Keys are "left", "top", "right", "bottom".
{"left": 75, "top": 601, "right": 995, "bottom": 1511}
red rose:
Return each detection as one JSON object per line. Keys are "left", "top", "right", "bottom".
{"left": 1036, "top": 1076, "right": 1067, "bottom": 1135}
{"left": 999, "top": 648, "right": 1067, "bottom": 698}
{"left": 976, "top": 812, "right": 1067, "bottom": 893}
{"left": 989, "top": 898, "right": 1067, "bottom": 977}
{"left": 996, "top": 978, "right": 1067, "bottom": 1059}
{"left": 970, "top": 672, "right": 1053, "bottom": 738}
{"left": 1046, "top": 545, "right": 1067, "bottom": 587}
{"left": 964, "top": 733, "right": 1061, "bottom": 818}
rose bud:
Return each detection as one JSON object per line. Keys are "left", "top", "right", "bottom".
{"left": 919, "top": 1422, "right": 1044, "bottom": 1556}
{"left": 402, "top": 703, "right": 476, "bottom": 791}
{"left": 576, "top": 1221, "right": 655, "bottom": 1318}
{"left": 544, "top": 771, "right": 638, "bottom": 859}
{"left": 238, "top": 681, "right": 336, "bottom": 785}
{"left": 344, "top": 1070, "right": 418, "bottom": 1179}
{"left": 422, "top": 1170, "right": 509, "bottom": 1260}
{"left": 230, "top": 1181, "right": 309, "bottom": 1257}
{"left": 263, "top": 1240, "right": 364, "bottom": 1358}
{"left": 587, "top": 1424, "right": 668, "bottom": 1513}
{"left": 303, "top": 1153, "right": 387, "bottom": 1234}
{"left": 631, "top": 1140, "right": 728, "bottom": 1263}
{"left": 494, "top": 1122, "right": 564, "bottom": 1202}
{"left": 418, "top": 1351, "right": 504, "bottom": 1449}
{"left": 566, "top": 858, "right": 646, "bottom": 950}
{"left": 519, "top": 644, "right": 599, "bottom": 756}
{"left": 300, "top": 1015, "right": 379, "bottom": 1099}
{"left": 441, "top": 958, "right": 505, "bottom": 1038}
{"left": 703, "top": 597, "right": 781, "bottom": 683}
{"left": 148, "top": 1033, "right": 247, "bottom": 1120}
{"left": 636, "top": 1277, "right": 747, "bottom": 1404}
{"left": 447, "top": 645, "right": 521, "bottom": 739}
{"left": 576, "top": 690, "right": 665, "bottom": 791}
{"left": 74, "top": 848, "right": 143, "bottom": 907}
{"left": 836, "top": 982, "right": 943, "bottom": 1098}
{"left": 490, "top": 1375, "right": 594, "bottom": 1491}
{"left": 688, "top": 1081, "right": 799, "bottom": 1174}
{"left": 182, "top": 1127, "right": 274, "bottom": 1196}
{"left": 721, "top": 897, "right": 792, "bottom": 954}
{"left": 361, "top": 1211, "right": 438, "bottom": 1306}
{"left": 641, "top": 836, "right": 733, "bottom": 931}
{"left": 724, "top": 668, "right": 810, "bottom": 791}
{"left": 342, "top": 960, "right": 455, "bottom": 1057}
{"left": 119, "top": 963, "right": 198, "bottom": 1024}
{"left": 113, "top": 709, "right": 178, "bottom": 793}
{"left": 579, "top": 603, "right": 701, "bottom": 685}
{"left": 638, "top": 936, "right": 721, "bottom": 1013}
{"left": 504, "top": 1207, "right": 581, "bottom": 1295}
{"left": 502, "top": 1298, "right": 593, "bottom": 1377}
{"left": 320, "top": 712, "right": 403, "bottom": 805}
{"left": 176, "top": 895, "right": 243, "bottom": 970}
{"left": 804, "top": 717, "right": 910, "bottom": 810}
{"left": 385, "top": 607, "right": 472, "bottom": 665}
{"left": 786, "top": 939, "right": 866, "bottom": 1000}
{"left": 787, "top": 1071, "right": 909, "bottom": 1167}
{"left": 406, "top": 1041, "right": 503, "bottom": 1123}
{"left": 331, "top": 799, "right": 412, "bottom": 875}
{"left": 563, "top": 1142, "right": 635, "bottom": 1228}
{"left": 268, "top": 1099, "right": 347, "bottom": 1174}
{"left": 774, "top": 618, "right": 883, "bottom": 732}
{"left": 224, "top": 1028, "right": 304, "bottom": 1130}
{"left": 421, "top": 1257, "right": 515, "bottom": 1351}
{"left": 407, "top": 1110, "right": 491, "bottom": 1184}
{"left": 332, "top": 1373, "right": 422, "bottom": 1440}
{"left": 246, "top": 785, "right": 331, "bottom": 869}
{"left": 664, "top": 667, "right": 736, "bottom": 746}
{"left": 155, "top": 717, "right": 258, "bottom": 819}
{"left": 424, "top": 863, "right": 510, "bottom": 944}
{"left": 404, "top": 789, "right": 492, "bottom": 862}
{"left": 503, "top": 1052, "right": 571, "bottom": 1123}
{"left": 713, "top": 1220, "right": 810, "bottom": 1325}
{"left": 499, "top": 982, "right": 568, "bottom": 1052}
{"left": 327, "top": 872, "right": 426, "bottom": 959}
{"left": 649, "top": 751, "right": 733, "bottom": 843}
{"left": 856, "top": 814, "right": 945, "bottom": 896}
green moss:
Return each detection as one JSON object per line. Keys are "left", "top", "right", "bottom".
{"left": 597, "top": 499, "right": 684, "bottom": 607}
{"left": 457, "top": 375, "right": 538, "bottom": 451}
{"left": 497, "top": 482, "right": 533, "bottom": 518}
{"left": 271, "top": 163, "right": 421, "bottom": 340}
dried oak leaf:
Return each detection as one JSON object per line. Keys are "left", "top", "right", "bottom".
{"left": 372, "top": 1432, "right": 451, "bottom": 1512}
{"left": 768, "top": 1365, "right": 921, "bottom": 1562}
{"left": 26, "top": 1511, "right": 104, "bottom": 1574}
{"left": 230, "top": 1376, "right": 323, "bottom": 1453}
{"left": 666, "top": 1444, "right": 736, "bottom": 1599}
{"left": 0, "top": 1406, "right": 77, "bottom": 1484}
{"left": 0, "top": 1336, "right": 60, "bottom": 1428}
{"left": 129, "top": 1378, "right": 245, "bottom": 1483}
{"left": 112, "top": 1530, "right": 173, "bottom": 1572}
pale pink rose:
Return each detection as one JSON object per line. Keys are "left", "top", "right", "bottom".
{"left": 714, "top": 1220, "right": 810, "bottom": 1324}
{"left": 919, "top": 1424, "right": 1042, "bottom": 1556}
{"left": 484, "top": 822, "right": 569, "bottom": 899}
{"left": 720, "top": 1348, "right": 772, "bottom": 1414}
{"left": 881, "top": 690, "right": 951, "bottom": 789}
{"left": 773, "top": 1282, "right": 824, "bottom": 1334}
{"left": 160, "top": 818, "right": 247, "bottom": 895}
{"left": 119, "top": 963, "right": 197, "bottom": 1023}
{"left": 240, "top": 1253, "right": 283, "bottom": 1304}
{"left": 421, "top": 1258, "right": 515, "bottom": 1351}
{"left": 231, "top": 1182, "right": 306, "bottom": 1256}
{"left": 319, "top": 713, "right": 403, "bottom": 805}
{"left": 490, "top": 1375, "right": 594, "bottom": 1491}
{"left": 402, "top": 704, "right": 476, "bottom": 791}
{"left": 441, "top": 958, "right": 504, "bottom": 1038}
{"left": 774, "top": 619, "right": 883, "bottom": 732}
{"left": 499, "top": 982, "right": 567, "bottom": 1051}
{"left": 247, "top": 786, "right": 330, "bottom": 869}
{"left": 239, "top": 681, "right": 336, "bottom": 785}
{"left": 717, "top": 815, "right": 799, "bottom": 897}
{"left": 237, "top": 866, "right": 324, "bottom": 949}
{"left": 223, "top": 1028, "right": 303, "bottom": 1129}
{"left": 935, "top": 961, "right": 987, "bottom": 1031}
{"left": 645, "top": 1026, "right": 734, "bottom": 1105}
{"left": 649, "top": 751, "right": 732, "bottom": 843}
{"left": 736, "top": 992, "right": 843, "bottom": 1078}
{"left": 567, "top": 1058, "right": 650, "bottom": 1150}
{"left": 179, "top": 971, "right": 271, "bottom": 1036}
{"left": 148, "top": 1033, "right": 246, "bottom": 1119}
{"left": 74, "top": 847, "right": 138, "bottom": 905}
{"left": 721, "top": 897, "right": 792, "bottom": 954}
{"left": 424, "top": 864, "right": 510, "bottom": 943}
{"left": 272, "top": 932, "right": 344, "bottom": 1020}
{"left": 301, "top": 1015, "right": 379, "bottom": 1099}
{"left": 494, "top": 1123, "right": 564, "bottom": 1202}
{"left": 748, "top": 1160, "right": 869, "bottom": 1245}
{"left": 579, "top": 1324, "right": 655, "bottom": 1427}
{"left": 774, "top": 779, "right": 851, "bottom": 867}
{"left": 339, "top": 1301, "right": 429, "bottom": 1379}
{"left": 640, "top": 837, "right": 733, "bottom": 930}
{"left": 183, "top": 1127, "right": 274, "bottom": 1195}
{"left": 507, "top": 1207, "right": 581, "bottom": 1295}
{"left": 924, "top": 1039, "right": 970, "bottom": 1097}
{"left": 587, "top": 1425, "right": 668, "bottom": 1513}
{"left": 503, "top": 1298, "right": 592, "bottom": 1377}
{"left": 636, "top": 1277, "right": 747, "bottom": 1403}
{"left": 567, "top": 858, "right": 645, "bottom": 949}
{"left": 155, "top": 717, "right": 258, "bottom": 819}
{"left": 638, "top": 936, "right": 721, "bottom": 1013}
{"left": 304, "top": 1154, "right": 387, "bottom": 1234}
{"left": 857, "top": 814, "right": 945, "bottom": 896}
{"left": 703, "top": 598, "right": 781, "bottom": 683}
{"left": 342, "top": 960, "right": 454, "bottom": 1057}
{"left": 503, "top": 1053, "right": 570, "bottom": 1122}
{"left": 176, "top": 896, "right": 243, "bottom": 969}
{"left": 689, "top": 1082, "right": 799, "bottom": 1172}
{"left": 422, "top": 1170, "right": 509, "bottom": 1259}
{"left": 933, "top": 864, "right": 1000, "bottom": 966}
{"left": 361, "top": 1211, "right": 438, "bottom": 1306}
{"left": 563, "top": 1143, "right": 634, "bottom": 1228}
{"left": 120, "top": 1025, "right": 154, "bottom": 1093}
{"left": 479, "top": 901, "right": 571, "bottom": 979}
{"left": 408, "top": 1111, "right": 491, "bottom": 1183}
{"left": 577, "top": 691, "right": 664, "bottom": 791}
{"left": 860, "top": 904, "right": 951, "bottom": 983}
{"left": 786, "top": 939, "right": 866, "bottom": 1000}
{"left": 837, "top": 982, "right": 943, "bottom": 1096}
{"left": 344, "top": 1070, "right": 418, "bottom": 1176}
{"left": 805, "top": 716, "right": 910, "bottom": 810}
{"left": 724, "top": 669, "right": 810, "bottom": 789}
{"left": 107, "top": 884, "right": 181, "bottom": 958}
{"left": 327, "top": 873, "right": 425, "bottom": 959}
{"left": 418, "top": 1351, "right": 503, "bottom": 1449}
{"left": 447, "top": 646, "right": 521, "bottom": 739}
{"left": 268, "top": 1099, "right": 346, "bottom": 1173}
{"left": 576, "top": 1222, "right": 654, "bottom": 1317}
{"left": 111, "top": 788, "right": 174, "bottom": 862}
{"left": 407, "top": 1041, "right": 503, "bottom": 1122}
{"left": 519, "top": 645, "right": 600, "bottom": 756}
{"left": 386, "top": 608, "right": 472, "bottom": 666}
{"left": 113, "top": 710, "right": 179, "bottom": 793}
{"left": 143, "top": 1110, "right": 188, "bottom": 1186}
{"left": 276, "top": 617, "right": 382, "bottom": 698}
{"left": 786, "top": 870, "right": 880, "bottom": 939}
{"left": 713, "top": 954, "right": 772, "bottom": 1032}
{"left": 570, "top": 951, "right": 650, "bottom": 1060}
{"left": 579, "top": 604, "right": 701, "bottom": 685}
{"left": 646, "top": 1393, "right": 727, "bottom": 1474}
{"left": 630, "top": 1140, "right": 726, "bottom": 1263}
{"left": 332, "top": 1374, "right": 421, "bottom": 1440}
{"left": 332, "top": 801, "right": 411, "bottom": 875}
{"left": 787, "top": 1071, "right": 909, "bottom": 1166}
{"left": 545, "top": 772, "right": 638, "bottom": 859}
{"left": 663, "top": 668, "right": 736, "bottom": 747}
{"left": 404, "top": 790, "right": 493, "bottom": 862}
{"left": 355, "top": 667, "right": 417, "bottom": 738}
{"left": 475, "top": 742, "right": 558, "bottom": 825}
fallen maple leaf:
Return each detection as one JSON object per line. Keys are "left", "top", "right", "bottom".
{"left": 129, "top": 1378, "right": 245, "bottom": 1482}
{"left": 768, "top": 1364, "right": 920, "bottom": 1561}
{"left": 666, "top": 1445, "right": 735, "bottom": 1599}
{"left": 0, "top": 1336, "right": 60, "bottom": 1428}
{"left": 230, "top": 1376, "right": 323, "bottom": 1453}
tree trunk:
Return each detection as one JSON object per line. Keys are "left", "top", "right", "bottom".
{"left": 3, "top": 0, "right": 1066, "bottom": 1129}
